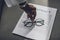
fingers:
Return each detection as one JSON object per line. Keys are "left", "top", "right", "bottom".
{"left": 27, "top": 6, "right": 36, "bottom": 21}
{"left": 30, "top": 10, "right": 36, "bottom": 22}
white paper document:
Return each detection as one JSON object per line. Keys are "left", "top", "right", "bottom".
{"left": 12, "top": 3, "right": 57, "bottom": 40}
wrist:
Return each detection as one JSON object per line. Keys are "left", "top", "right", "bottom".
{"left": 19, "top": 1, "right": 28, "bottom": 7}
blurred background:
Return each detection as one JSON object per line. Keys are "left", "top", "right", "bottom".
{"left": 0, "top": 0, "right": 60, "bottom": 40}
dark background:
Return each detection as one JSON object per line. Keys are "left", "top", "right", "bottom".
{"left": 0, "top": 0, "right": 60, "bottom": 40}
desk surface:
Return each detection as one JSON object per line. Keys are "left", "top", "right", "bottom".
{"left": 0, "top": 0, "right": 60, "bottom": 40}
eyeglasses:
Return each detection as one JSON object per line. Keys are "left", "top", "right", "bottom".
{"left": 23, "top": 18, "right": 44, "bottom": 27}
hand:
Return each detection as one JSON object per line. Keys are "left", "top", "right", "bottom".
{"left": 20, "top": 4, "right": 36, "bottom": 22}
